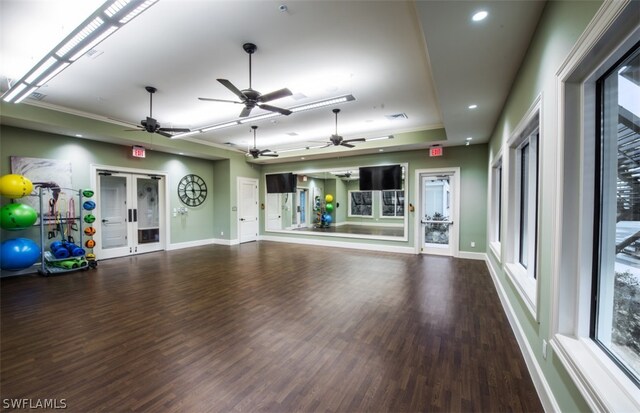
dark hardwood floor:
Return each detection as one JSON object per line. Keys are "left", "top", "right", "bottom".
{"left": 1, "top": 242, "right": 542, "bottom": 412}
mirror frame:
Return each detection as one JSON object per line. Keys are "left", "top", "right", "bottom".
{"left": 263, "top": 163, "right": 409, "bottom": 242}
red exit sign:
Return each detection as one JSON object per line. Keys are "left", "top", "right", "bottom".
{"left": 429, "top": 147, "right": 443, "bottom": 157}
{"left": 132, "top": 146, "right": 146, "bottom": 158}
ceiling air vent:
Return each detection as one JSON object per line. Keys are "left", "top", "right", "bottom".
{"left": 385, "top": 113, "right": 408, "bottom": 120}
{"left": 30, "top": 92, "right": 46, "bottom": 101}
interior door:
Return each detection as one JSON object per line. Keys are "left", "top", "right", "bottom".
{"left": 420, "top": 172, "right": 458, "bottom": 256}
{"left": 97, "top": 171, "right": 165, "bottom": 259}
{"left": 266, "top": 193, "right": 282, "bottom": 230}
{"left": 297, "top": 188, "right": 308, "bottom": 228}
{"left": 238, "top": 177, "right": 258, "bottom": 243}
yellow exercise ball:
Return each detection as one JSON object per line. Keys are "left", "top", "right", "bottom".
{"left": 0, "top": 174, "right": 33, "bottom": 198}
{"left": 325, "top": 194, "right": 334, "bottom": 203}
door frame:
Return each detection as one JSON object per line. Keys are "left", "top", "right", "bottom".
{"left": 90, "top": 164, "right": 170, "bottom": 257}
{"left": 237, "top": 177, "right": 259, "bottom": 243}
{"left": 414, "top": 167, "right": 460, "bottom": 256}
{"left": 296, "top": 187, "right": 309, "bottom": 228}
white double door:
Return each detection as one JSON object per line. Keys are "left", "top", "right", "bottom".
{"left": 96, "top": 171, "right": 166, "bottom": 259}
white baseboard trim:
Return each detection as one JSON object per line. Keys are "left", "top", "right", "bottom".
{"left": 458, "top": 251, "right": 485, "bottom": 260}
{"left": 167, "top": 238, "right": 216, "bottom": 250}
{"left": 260, "top": 235, "right": 415, "bottom": 254}
{"left": 484, "top": 254, "right": 559, "bottom": 413}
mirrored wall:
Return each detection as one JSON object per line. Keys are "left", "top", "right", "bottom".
{"left": 264, "top": 164, "right": 408, "bottom": 241}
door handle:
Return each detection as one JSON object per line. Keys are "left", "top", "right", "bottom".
{"left": 102, "top": 219, "right": 109, "bottom": 223}
{"left": 133, "top": 209, "right": 137, "bottom": 222}
{"left": 128, "top": 209, "right": 132, "bottom": 222}
{"left": 240, "top": 218, "right": 245, "bottom": 221}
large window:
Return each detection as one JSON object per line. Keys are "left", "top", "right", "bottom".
{"left": 348, "top": 190, "right": 372, "bottom": 217}
{"left": 505, "top": 103, "right": 540, "bottom": 315}
{"left": 489, "top": 154, "right": 503, "bottom": 260}
{"left": 593, "top": 44, "right": 640, "bottom": 384}
{"left": 381, "top": 190, "right": 404, "bottom": 217}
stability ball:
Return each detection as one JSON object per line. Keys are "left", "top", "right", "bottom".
{"left": 325, "top": 194, "right": 334, "bottom": 203}
{"left": 1, "top": 238, "right": 40, "bottom": 270}
{"left": 323, "top": 214, "right": 333, "bottom": 225}
{"left": 0, "top": 203, "right": 38, "bottom": 230}
{"left": 0, "top": 174, "right": 33, "bottom": 198}
{"left": 325, "top": 203, "right": 334, "bottom": 212}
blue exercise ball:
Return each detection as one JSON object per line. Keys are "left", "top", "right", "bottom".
{"left": 323, "top": 214, "right": 333, "bottom": 224}
{"left": 1, "top": 238, "right": 40, "bottom": 270}
{"left": 83, "top": 200, "right": 96, "bottom": 211}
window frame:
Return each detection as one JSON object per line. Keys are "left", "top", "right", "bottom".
{"left": 504, "top": 97, "right": 541, "bottom": 319}
{"left": 380, "top": 190, "right": 405, "bottom": 218}
{"left": 489, "top": 151, "right": 504, "bottom": 261}
{"left": 549, "top": 2, "right": 640, "bottom": 410}
{"left": 347, "top": 190, "right": 373, "bottom": 218}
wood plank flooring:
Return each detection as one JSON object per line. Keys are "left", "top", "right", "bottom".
{"left": 1, "top": 242, "right": 543, "bottom": 412}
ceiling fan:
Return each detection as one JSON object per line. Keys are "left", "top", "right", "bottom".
{"left": 126, "top": 86, "right": 191, "bottom": 137}
{"left": 325, "top": 109, "right": 365, "bottom": 148}
{"left": 198, "top": 43, "right": 293, "bottom": 118}
{"left": 247, "top": 126, "right": 278, "bottom": 159}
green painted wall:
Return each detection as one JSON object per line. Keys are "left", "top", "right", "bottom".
{"left": 486, "top": 1, "right": 603, "bottom": 412}
{"left": 261, "top": 144, "right": 488, "bottom": 252}
{"left": 0, "top": 126, "right": 225, "bottom": 244}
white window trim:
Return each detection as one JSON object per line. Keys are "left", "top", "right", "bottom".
{"left": 550, "top": 1, "right": 640, "bottom": 411}
{"left": 504, "top": 95, "right": 542, "bottom": 320}
{"left": 347, "top": 190, "right": 373, "bottom": 218}
{"left": 380, "top": 190, "right": 405, "bottom": 219}
{"left": 489, "top": 150, "right": 504, "bottom": 262}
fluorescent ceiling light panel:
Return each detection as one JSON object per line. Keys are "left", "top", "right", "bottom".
{"left": 104, "top": 0, "right": 131, "bottom": 17}
{"left": 37, "top": 62, "right": 70, "bottom": 86}
{"left": 290, "top": 95, "right": 355, "bottom": 113}
{"left": 171, "top": 130, "right": 202, "bottom": 139}
{"left": 24, "top": 57, "right": 58, "bottom": 84}
{"left": 238, "top": 112, "right": 279, "bottom": 123}
{"left": 366, "top": 136, "right": 393, "bottom": 141}
{"left": 120, "top": 0, "right": 158, "bottom": 24}
{"left": 70, "top": 26, "right": 118, "bottom": 61}
{"left": 2, "top": 83, "right": 27, "bottom": 102}
{"left": 202, "top": 122, "right": 239, "bottom": 132}
{"left": 14, "top": 86, "right": 39, "bottom": 104}
{"left": 56, "top": 17, "right": 104, "bottom": 58}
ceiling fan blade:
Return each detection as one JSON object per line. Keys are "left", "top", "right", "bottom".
{"left": 125, "top": 128, "right": 143, "bottom": 132}
{"left": 258, "top": 104, "right": 292, "bottom": 116}
{"left": 198, "top": 97, "right": 244, "bottom": 104}
{"left": 258, "top": 88, "right": 292, "bottom": 103}
{"left": 343, "top": 138, "right": 366, "bottom": 143}
{"left": 217, "top": 79, "right": 247, "bottom": 100}
{"left": 239, "top": 106, "right": 253, "bottom": 117}
{"left": 156, "top": 131, "right": 174, "bottom": 138}
{"left": 261, "top": 153, "right": 279, "bottom": 157}
{"left": 340, "top": 142, "right": 355, "bottom": 148}
{"left": 159, "top": 127, "right": 191, "bottom": 133}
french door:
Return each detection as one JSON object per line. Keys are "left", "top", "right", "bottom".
{"left": 417, "top": 169, "right": 460, "bottom": 256}
{"left": 96, "top": 171, "right": 166, "bottom": 259}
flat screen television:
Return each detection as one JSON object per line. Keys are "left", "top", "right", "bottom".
{"left": 359, "top": 165, "right": 402, "bottom": 191}
{"left": 266, "top": 173, "right": 297, "bottom": 193}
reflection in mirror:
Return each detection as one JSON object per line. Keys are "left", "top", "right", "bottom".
{"left": 265, "top": 164, "right": 407, "bottom": 240}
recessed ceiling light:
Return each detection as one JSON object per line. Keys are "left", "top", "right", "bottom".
{"left": 472, "top": 10, "right": 488, "bottom": 22}
{"left": 468, "top": 104, "right": 478, "bottom": 109}
{"left": 378, "top": 149, "right": 384, "bottom": 152}
{"left": 466, "top": 142, "right": 470, "bottom": 146}
{"left": 301, "top": 157, "right": 305, "bottom": 160}
{"left": 466, "top": 137, "right": 473, "bottom": 141}
{"left": 75, "top": 134, "right": 83, "bottom": 137}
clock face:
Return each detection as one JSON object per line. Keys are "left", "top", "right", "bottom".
{"left": 178, "top": 174, "right": 208, "bottom": 206}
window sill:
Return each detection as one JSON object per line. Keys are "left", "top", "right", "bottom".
{"left": 489, "top": 241, "right": 501, "bottom": 262}
{"left": 551, "top": 334, "right": 640, "bottom": 412}
{"left": 504, "top": 262, "right": 537, "bottom": 320}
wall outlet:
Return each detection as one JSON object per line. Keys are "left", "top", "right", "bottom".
{"left": 471, "top": 241, "right": 476, "bottom": 248}
{"left": 542, "top": 339, "right": 548, "bottom": 359}
{"left": 220, "top": 231, "right": 224, "bottom": 236}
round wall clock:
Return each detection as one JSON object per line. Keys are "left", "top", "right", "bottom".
{"left": 178, "top": 174, "right": 208, "bottom": 206}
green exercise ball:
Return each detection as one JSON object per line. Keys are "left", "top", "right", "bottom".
{"left": 0, "top": 203, "right": 38, "bottom": 230}
{"left": 325, "top": 203, "right": 334, "bottom": 212}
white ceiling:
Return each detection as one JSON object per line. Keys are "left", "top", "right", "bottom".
{"left": 0, "top": 0, "right": 545, "bottom": 163}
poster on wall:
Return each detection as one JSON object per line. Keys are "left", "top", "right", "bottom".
{"left": 11, "top": 156, "right": 73, "bottom": 223}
